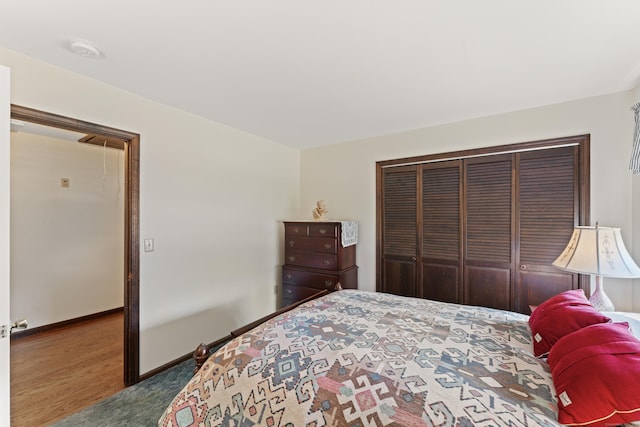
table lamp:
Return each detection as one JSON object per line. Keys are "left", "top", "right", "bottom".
{"left": 552, "top": 224, "right": 640, "bottom": 311}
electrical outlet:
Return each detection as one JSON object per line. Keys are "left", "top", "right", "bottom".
{"left": 144, "top": 238, "right": 154, "bottom": 252}
{"left": 61, "top": 178, "right": 70, "bottom": 188}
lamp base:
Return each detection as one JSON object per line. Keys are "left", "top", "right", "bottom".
{"left": 588, "top": 276, "right": 615, "bottom": 312}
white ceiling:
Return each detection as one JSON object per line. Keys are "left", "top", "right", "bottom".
{"left": 2, "top": 1, "right": 640, "bottom": 149}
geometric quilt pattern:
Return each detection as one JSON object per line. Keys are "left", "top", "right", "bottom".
{"left": 159, "top": 290, "right": 558, "bottom": 426}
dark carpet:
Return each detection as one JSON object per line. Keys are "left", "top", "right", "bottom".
{"left": 51, "top": 357, "right": 197, "bottom": 427}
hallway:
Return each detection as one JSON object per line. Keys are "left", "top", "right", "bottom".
{"left": 10, "top": 312, "right": 124, "bottom": 426}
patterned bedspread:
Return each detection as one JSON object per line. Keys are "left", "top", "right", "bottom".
{"left": 159, "top": 290, "right": 559, "bottom": 426}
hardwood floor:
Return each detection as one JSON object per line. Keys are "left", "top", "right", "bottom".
{"left": 10, "top": 312, "right": 124, "bottom": 427}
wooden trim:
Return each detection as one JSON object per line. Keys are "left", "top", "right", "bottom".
{"left": 193, "top": 288, "right": 332, "bottom": 372}
{"left": 11, "top": 106, "right": 135, "bottom": 141}
{"left": 144, "top": 288, "right": 335, "bottom": 379}
{"left": 124, "top": 133, "right": 140, "bottom": 386}
{"left": 138, "top": 334, "right": 233, "bottom": 382}
{"left": 10, "top": 307, "right": 124, "bottom": 340}
{"left": 377, "top": 135, "right": 588, "bottom": 168}
{"left": 578, "top": 135, "right": 591, "bottom": 294}
{"left": 231, "top": 289, "right": 329, "bottom": 338}
{"left": 375, "top": 163, "right": 383, "bottom": 291}
{"left": 10, "top": 104, "right": 141, "bottom": 386}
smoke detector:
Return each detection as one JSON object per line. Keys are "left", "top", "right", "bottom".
{"left": 69, "top": 39, "right": 102, "bottom": 58}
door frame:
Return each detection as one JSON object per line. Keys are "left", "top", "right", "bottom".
{"left": 11, "top": 104, "right": 141, "bottom": 386}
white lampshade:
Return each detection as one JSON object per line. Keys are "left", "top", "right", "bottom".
{"left": 552, "top": 226, "right": 640, "bottom": 278}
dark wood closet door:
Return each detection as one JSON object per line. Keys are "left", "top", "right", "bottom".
{"left": 421, "top": 161, "right": 462, "bottom": 303}
{"left": 381, "top": 165, "right": 419, "bottom": 297}
{"left": 464, "top": 154, "right": 514, "bottom": 311}
{"left": 516, "top": 146, "right": 579, "bottom": 313}
{"left": 377, "top": 135, "right": 589, "bottom": 313}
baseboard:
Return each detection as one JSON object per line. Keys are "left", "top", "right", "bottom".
{"left": 138, "top": 334, "right": 232, "bottom": 382}
{"left": 10, "top": 307, "right": 124, "bottom": 340}
{"left": 138, "top": 294, "right": 322, "bottom": 382}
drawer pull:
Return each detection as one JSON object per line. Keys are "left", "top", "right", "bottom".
{"left": 286, "top": 274, "right": 292, "bottom": 280}
{"left": 288, "top": 256, "right": 296, "bottom": 262}
{"left": 319, "top": 228, "right": 327, "bottom": 234}
{"left": 323, "top": 260, "right": 331, "bottom": 266}
{"left": 288, "top": 241, "right": 295, "bottom": 247}
{"left": 325, "top": 280, "right": 333, "bottom": 287}
{"left": 293, "top": 227, "right": 300, "bottom": 234}
{"left": 324, "top": 243, "right": 332, "bottom": 250}
{"left": 285, "top": 288, "right": 293, "bottom": 295}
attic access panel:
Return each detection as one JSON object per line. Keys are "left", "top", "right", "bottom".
{"left": 78, "top": 134, "right": 126, "bottom": 150}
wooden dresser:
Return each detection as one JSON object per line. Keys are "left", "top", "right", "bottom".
{"left": 281, "top": 221, "right": 358, "bottom": 307}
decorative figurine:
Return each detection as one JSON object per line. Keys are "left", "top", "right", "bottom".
{"left": 312, "top": 200, "right": 328, "bottom": 221}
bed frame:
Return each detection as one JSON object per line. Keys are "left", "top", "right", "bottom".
{"left": 192, "top": 284, "right": 342, "bottom": 372}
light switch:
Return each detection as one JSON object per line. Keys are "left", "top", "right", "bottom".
{"left": 144, "top": 238, "right": 154, "bottom": 252}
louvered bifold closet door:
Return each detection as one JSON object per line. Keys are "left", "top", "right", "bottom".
{"left": 381, "top": 165, "right": 419, "bottom": 297}
{"left": 516, "top": 146, "right": 579, "bottom": 313}
{"left": 464, "top": 154, "right": 514, "bottom": 311}
{"left": 421, "top": 161, "right": 462, "bottom": 303}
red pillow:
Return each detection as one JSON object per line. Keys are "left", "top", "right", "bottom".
{"left": 536, "top": 288, "right": 587, "bottom": 305}
{"left": 529, "top": 289, "right": 589, "bottom": 323}
{"left": 548, "top": 322, "right": 640, "bottom": 426}
{"left": 528, "top": 290, "right": 610, "bottom": 357}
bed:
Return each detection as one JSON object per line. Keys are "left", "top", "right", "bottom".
{"left": 159, "top": 289, "right": 573, "bottom": 426}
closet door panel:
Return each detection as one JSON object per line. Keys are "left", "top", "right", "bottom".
{"left": 519, "top": 271, "right": 577, "bottom": 314}
{"left": 422, "top": 263, "right": 459, "bottom": 303}
{"left": 516, "top": 146, "right": 578, "bottom": 312}
{"left": 381, "top": 166, "right": 419, "bottom": 297}
{"left": 384, "top": 259, "right": 417, "bottom": 297}
{"left": 464, "top": 155, "right": 514, "bottom": 311}
{"left": 421, "top": 162, "right": 462, "bottom": 303}
{"left": 465, "top": 265, "right": 511, "bottom": 310}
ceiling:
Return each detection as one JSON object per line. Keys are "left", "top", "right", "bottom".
{"left": 2, "top": 1, "right": 640, "bottom": 149}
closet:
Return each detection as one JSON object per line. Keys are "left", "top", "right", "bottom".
{"left": 376, "top": 135, "right": 590, "bottom": 314}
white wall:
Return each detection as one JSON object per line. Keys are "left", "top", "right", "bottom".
{"left": 0, "top": 47, "right": 301, "bottom": 373}
{"left": 301, "top": 90, "right": 640, "bottom": 312}
{"left": 10, "top": 131, "right": 124, "bottom": 329}
{"left": 4, "top": 43, "right": 639, "bottom": 376}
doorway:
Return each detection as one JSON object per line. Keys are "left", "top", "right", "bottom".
{"left": 10, "top": 105, "right": 140, "bottom": 385}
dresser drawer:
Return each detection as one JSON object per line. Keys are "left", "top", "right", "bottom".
{"left": 284, "top": 223, "right": 309, "bottom": 237}
{"left": 308, "top": 223, "right": 339, "bottom": 238}
{"left": 285, "top": 237, "right": 337, "bottom": 254}
{"left": 284, "top": 250, "right": 337, "bottom": 269}
{"left": 282, "top": 284, "right": 321, "bottom": 304}
{"left": 282, "top": 267, "right": 339, "bottom": 290}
